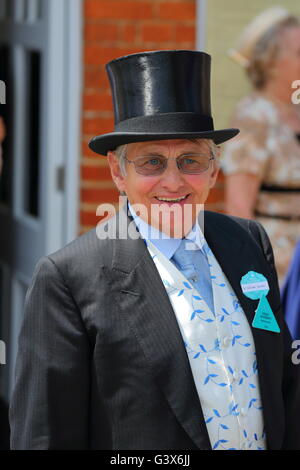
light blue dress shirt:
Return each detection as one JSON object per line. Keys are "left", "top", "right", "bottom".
{"left": 128, "top": 203, "right": 214, "bottom": 312}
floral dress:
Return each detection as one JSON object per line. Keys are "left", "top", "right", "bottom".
{"left": 222, "top": 93, "right": 300, "bottom": 283}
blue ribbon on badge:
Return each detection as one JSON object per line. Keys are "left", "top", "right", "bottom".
{"left": 240, "top": 271, "right": 280, "bottom": 333}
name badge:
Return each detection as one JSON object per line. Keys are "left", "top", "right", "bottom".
{"left": 240, "top": 271, "right": 280, "bottom": 333}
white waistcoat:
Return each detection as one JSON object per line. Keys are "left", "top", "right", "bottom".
{"left": 146, "top": 240, "right": 266, "bottom": 450}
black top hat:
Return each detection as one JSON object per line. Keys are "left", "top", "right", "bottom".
{"left": 89, "top": 50, "right": 239, "bottom": 155}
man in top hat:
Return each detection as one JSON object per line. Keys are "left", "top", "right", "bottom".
{"left": 10, "top": 50, "right": 300, "bottom": 450}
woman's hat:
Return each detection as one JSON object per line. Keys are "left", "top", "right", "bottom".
{"left": 89, "top": 50, "right": 239, "bottom": 156}
{"left": 228, "top": 6, "right": 291, "bottom": 67}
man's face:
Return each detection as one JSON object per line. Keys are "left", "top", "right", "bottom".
{"left": 107, "top": 139, "right": 219, "bottom": 237}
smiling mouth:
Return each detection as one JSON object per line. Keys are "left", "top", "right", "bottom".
{"left": 155, "top": 194, "right": 190, "bottom": 202}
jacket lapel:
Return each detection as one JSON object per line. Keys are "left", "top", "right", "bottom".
{"left": 109, "top": 207, "right": 211, "bottom": 449}
{"left": 203, "top": 211, "right": 280, "bottom": 327}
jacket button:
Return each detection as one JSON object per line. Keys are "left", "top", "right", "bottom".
{"left": 232, "top": 371, "right": 239, "bottom": 381}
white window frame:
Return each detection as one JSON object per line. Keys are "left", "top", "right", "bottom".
{"left": 46, "top": 0, "right": 82, "bottom": 249}
{"left": 196, "top": 0, "right": 207, "bottom": 51}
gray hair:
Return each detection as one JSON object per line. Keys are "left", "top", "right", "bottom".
{"left": 114, "top": 139, "right": 219, "bottom": 176}
{"left": 114, "top": 144, "right": 128, "bottom": 176}
{"left": 247, "top": 16, "right": 300, "bottom": 89}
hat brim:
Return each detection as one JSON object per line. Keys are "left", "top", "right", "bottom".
{"left": 89, "top": 129, "right": 240, "bottom": 156}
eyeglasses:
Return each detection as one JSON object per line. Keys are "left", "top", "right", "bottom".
{"left": 124, "top": 154, "right": 215, "bottom": 176}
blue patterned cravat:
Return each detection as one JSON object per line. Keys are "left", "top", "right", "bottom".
{"left": 171, "top": 238, "right": 214, "bottom": 313}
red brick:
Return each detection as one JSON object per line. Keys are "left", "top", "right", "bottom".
{"left": 83, "top": 117, "right": 114, "bottom": 135}
{"left": 85, "top": 45, "right": 144, "bottom": 65}
{"left": 83, "top": 92, "right": 113, "bottom": 111}
{"left": 80, "top": 211, "right": 99, "bottom": 227}
{"left": 82, "top": 141, "right": 100, "bottom": 157}
{"left": 81, "top": 165, "right": 111, "bottom": 181}
{"left": 175, "top": 24, "right": 195, "bottom": 43}
{"left": 158, "top": 2, "right": 195, "bottom": 21}
{"left": 80, "top": 211, "right": 106, "bottom": 227}
{"left": 85, "top": 1, "right": 154, "bottom": 20}
{"left": 141, "top": 23, "right": 174, "bottom": 43}
{"left": 81, "top": 187, "right": 119, "bottom": 204}
{"left": 85, "top": 22, "right": 119, "bottom": 42}
{"left": 121, "top": 24, "right": 137, "bottom": 43}
{"left": 84, "top": 66, "right": 110, "bottom": 90}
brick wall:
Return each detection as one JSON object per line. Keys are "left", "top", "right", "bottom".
{"left": 81, "top": 0, "right": 223, "bottom": 233}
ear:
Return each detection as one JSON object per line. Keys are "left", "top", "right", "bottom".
{"left": 107, "top": 151, "right": 126, "bottom": 192}
{"left": 209, "top": 159, "right": 220, "bottom": 189}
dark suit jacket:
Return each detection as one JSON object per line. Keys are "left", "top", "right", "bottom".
{"left": 9, "top": 210, "right": 300, "bottom": 449}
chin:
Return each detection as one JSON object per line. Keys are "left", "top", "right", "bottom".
{"left": 161, "top": 217, "right": 195, "bottom": 238}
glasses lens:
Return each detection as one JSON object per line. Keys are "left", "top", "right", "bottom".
{"left": 130, "top": 154, "right": 212, "bottom": 175}
{"left": 179, "top": 155, "right": 211, "bottom": 174}
{"left": 134, "top": 156, "right": 165, "bottom": 175}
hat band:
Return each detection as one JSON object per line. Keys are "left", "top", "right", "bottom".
{"left": 114, "top": 113, "right": 214, "bottom": 133}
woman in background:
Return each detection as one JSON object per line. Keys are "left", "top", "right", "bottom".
{"left": 222, "top": 7, "right": 300, "bottom": 283}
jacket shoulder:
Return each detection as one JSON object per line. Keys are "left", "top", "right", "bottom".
{"left": 205, "top": 210, "right": 256, "bottom": 233}
{"left": 205, "top": 211, "right": 276, "bottom": 272}
{"left": 45, "top": 216, "right": 119, "bottom": 276}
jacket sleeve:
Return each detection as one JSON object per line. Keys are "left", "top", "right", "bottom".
{"left": 9, "top": 256, "right": 91, "bottom": 449}
{"left": 248, "top": 219, "right": 300, "bottom": 449}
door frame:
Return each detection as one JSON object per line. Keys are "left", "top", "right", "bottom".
{"left": 45, "top": 0, "right": 82, "bottom": 250}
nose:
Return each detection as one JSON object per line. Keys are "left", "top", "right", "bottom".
{"left": 160, "top": 159, "right": 186, "bottom": 191}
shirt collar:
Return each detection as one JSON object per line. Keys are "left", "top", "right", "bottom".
{"left": 128, "top": 202, "right": 206, "bottom": 260}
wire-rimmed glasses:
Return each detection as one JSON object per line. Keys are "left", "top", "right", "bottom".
{"left": 124, "top": 154, "right": 215, "bottom": 176}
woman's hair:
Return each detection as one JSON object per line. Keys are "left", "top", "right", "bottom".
{"left": 247, "top": 16, "right": 300, "bottom": 89}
